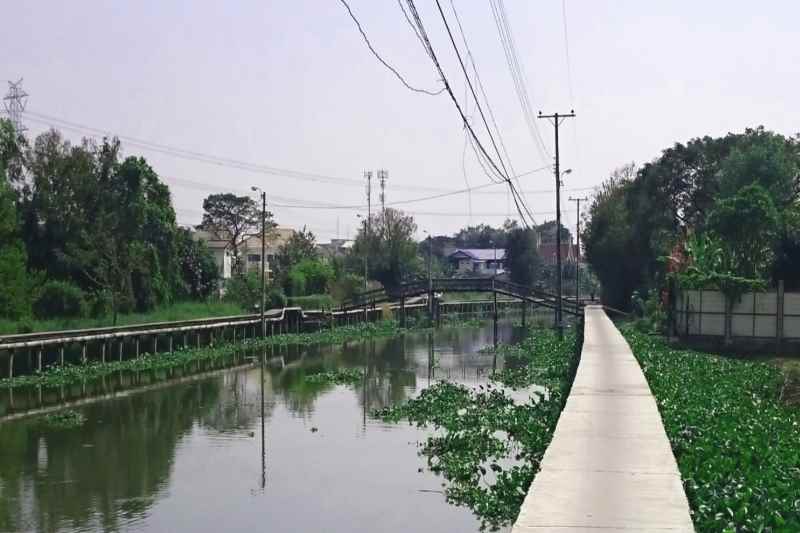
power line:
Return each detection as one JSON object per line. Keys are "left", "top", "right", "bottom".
{"left": 338, "top": 0, "right": 444, "bottom": 96}
{"left": 23, "top": 109, "right": 556, "bottom": 195}
{"left": 488, "top": 0, "right": 549, "bottom": 162}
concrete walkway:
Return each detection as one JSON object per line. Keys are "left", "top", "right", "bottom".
{"left": 512, "top": 306, "right": 694, "bottom": 532}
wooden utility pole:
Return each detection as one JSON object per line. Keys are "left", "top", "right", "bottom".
{"left": 538, "top": 110, "right": 576, "bottom": 338}
{"left": 568, "top": 196, "right": 588, "bottom": 314}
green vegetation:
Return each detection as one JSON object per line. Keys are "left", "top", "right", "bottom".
{"left": 0, "top": 300, "right": 245, "bottom": 335}
{"left": 0, "top": 321, "right": 405, "bottom": 389}
{"left": 42, "top": 409, "right": 86, "bottom": 429}
{"left": 376, "top": 328, "right": 580, "bottom": 531}
{"left": 583, "top": 128, "right": 800, "bottom": 309}
{"left": 304, "top": 368, "right": 364, "bottom": 385}
{"left": 624, "top": 329, "right": 800, "bottom": 532}
{"left": 287, "top": 294, "right": 334, "bottom": 310}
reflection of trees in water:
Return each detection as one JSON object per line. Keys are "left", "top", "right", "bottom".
{"left": 197, "top": 367, "right": 275, "bottom": 434}
{"left": 0, "top": 380, "right": 222, "bottom": 532}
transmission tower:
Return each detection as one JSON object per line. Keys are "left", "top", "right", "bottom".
{"left": 377, "top": 169, "right": 388, "bottom": 213}
{"left": 364, "top": 170, "right": 373, "bottom": 232}
{"left": 3, "top": 79, "right": 28, "bottom": 134}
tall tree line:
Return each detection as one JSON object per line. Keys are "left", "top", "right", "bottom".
{"left": 0, "top": 121, "right": 219, "bottom": 323}
{"left": 583, "top": 127, "right": 800, "bottom": 309}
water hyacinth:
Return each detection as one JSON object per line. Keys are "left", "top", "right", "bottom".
{"left": 0, "top": 321, "right": 404, "bottom": 390}
{"left": 375, "top": 328, "right": 581, "bottom": 531}
{"left": 624, "top": 329, "right": 800, "bottom": 532}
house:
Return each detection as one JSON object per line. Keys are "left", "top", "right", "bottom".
{"left": 192, "top": 225, "right": 296, "bottom": 284}
{"left": 448, "top": 248, "right": 506, "bottom": 276}
{"left": 317, "top": 238, "right": 354, "bottom": 260}
{"left": 241, "top": 226, "right": 295, "bottom": 280}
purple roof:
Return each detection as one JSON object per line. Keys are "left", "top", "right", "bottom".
{"left": 449, "top": 248, "right": 506, "bottom": 261}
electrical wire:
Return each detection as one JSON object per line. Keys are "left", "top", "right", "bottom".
{"left": 338, "top": 0, "right": 444, "bottom": 96}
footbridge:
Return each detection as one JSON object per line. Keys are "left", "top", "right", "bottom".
{"left": 342, "top": 277, "right": 585, "bottom": 316}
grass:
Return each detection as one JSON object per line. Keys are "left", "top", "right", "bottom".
{"left": 0, "top": 321, "right": 405, "bottom": 390}
{"left": 375, "top": 327, "right": 581, "bottom": 531}
{"left": 623, "top": 328, "right": 800, "bottom": 532}
{"left": 0, "top": 301, "right": 246, "bottom": 335}
{"left": 287, "top": 294, "right": 334, "bottom": 310}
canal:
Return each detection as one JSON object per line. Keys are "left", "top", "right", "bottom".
{"left": 0, "top": 321, "right": 527, "bottom": 532}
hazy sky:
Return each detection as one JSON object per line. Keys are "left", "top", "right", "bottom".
{"left": 4, "top": 1, "right": 799, "bottom": 241}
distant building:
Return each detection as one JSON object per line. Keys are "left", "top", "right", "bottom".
{"left": 317, "top": 238, "right": 354, "bottom": 260}
{"left": 448, "top": 248, "right": 506, "bottom": 276}
{"left": 191, "top": 225, "right": 296, "bottom": 284}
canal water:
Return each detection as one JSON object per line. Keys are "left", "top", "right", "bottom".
{"left": 0, "top": 322, "right": 526, "bottom": 533}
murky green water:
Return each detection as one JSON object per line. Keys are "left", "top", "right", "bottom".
{"left": 0, "top": 322, "right": 525, "bottom": 533}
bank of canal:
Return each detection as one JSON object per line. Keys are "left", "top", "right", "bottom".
{"left": 0, "top": 320, "right": 548, "bottom": 533}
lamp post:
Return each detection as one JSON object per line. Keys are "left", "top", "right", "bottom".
{"left": 251, "top": 186, "right": 267, "bottom": 338}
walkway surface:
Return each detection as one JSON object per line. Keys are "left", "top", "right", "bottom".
{"left": 512, "top": 306, "right": 694, "bottom": 532}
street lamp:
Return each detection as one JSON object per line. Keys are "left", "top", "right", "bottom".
{"left": 251, "top": 186, "right": 267, "bottom": 338}
{"left": 560, "top": 168, "right": 572, "bottom": 186}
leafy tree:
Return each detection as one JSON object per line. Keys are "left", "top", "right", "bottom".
{"left": 582, "top": 169, "right": 642, "bottom": 309}
{"left": 504, "top": 228, "right": 542, "bottom": 286}
{"left": 285, "top": 258, "right": 334, "bottom": 296}
{"left": 536, "top": 220, "right": 571, "bottom": 245}
{"left": 200, "top": 193, "right": 273, "bottom": 274}
{"left": 706, "top": 183, "right": 779, "bottom": 280}
{"left": 453, "top": 219, "right": 517, "bottom": 248}
{"left": 20, "top": 132, "right": 184, "bottom": 320}
{"left": 0, "top": 171, "right": 32, "bottom": 319}
{"left": 275, "top": 226, "right": 317, "bottom": 279}
{"left": 0, "top": 119, "right": 25, "bottom": 183}
{"left": 351, "top": 208, "right": 418, "bottom": 290}
{"left": 176, "top": 228, "right": 219, "bottom": 299}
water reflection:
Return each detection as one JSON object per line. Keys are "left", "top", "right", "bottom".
{"left": 0, "top": 322, "right": 524, "bottom": 533}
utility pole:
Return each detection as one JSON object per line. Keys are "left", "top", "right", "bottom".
{"left": 363, "top": 171, "right": 372, "bottom": 291}
{"left": 251, "top": 187, "right": 267, "bottom": 338}
{"left": 538, "top": 110, "right": 575, "bottom": 338}
{"left": 568, "top": 196, "right": 588, "bottom": 314}
{"left": 3, "top": 79, "right": 28, "bottom": 134}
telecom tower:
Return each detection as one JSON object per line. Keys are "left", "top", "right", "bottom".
{"left": 364, "top": 170, "right": 373, "bottom": 232}
{"left": 3, "top": 79, "right": 28, "bottom": 134}
{"left": 377, "top": 169, "right": 388, "bottom": 214}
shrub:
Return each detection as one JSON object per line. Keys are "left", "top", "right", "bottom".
{"left": 267, "top": 288, "right": 287, "bottom": 310}
{"left": 329, "top": 273, "right": 364, "bottom": 303}
{"left": 224, "top": 271, "right": 261, "bottom": 311}
{"left": 32, "top": 280, "right": 86, "bottom": 319}
{"left": 285, "top": 269, "right": 307, "bottom": 297}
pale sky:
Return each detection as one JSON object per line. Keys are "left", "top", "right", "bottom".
{"left": 4, "top": 1, "right": 799, "bottom": 241}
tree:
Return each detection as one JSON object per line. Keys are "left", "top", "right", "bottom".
{"left": 275, "top": 226, "right": 317, "bottom": 279}
{"left": 200, "top": 193, "right": 272, "bottom": 275}
{"left": 176, "top": 228, "right": 219, "bottom": 299}
{"left": 536, "top": 220, "right": 571, "bottom": 244}
{"left": 285, "top": 259, "right": 334, "bottom": 296}
{"left": 582, "top": 169, "right": 642, "bottom": 309}
{"left": 504, "top": 228, "right": 542, "bottom": 287}
{"left": 351, "top": 208, "right": 418, "bottom": 290}
{"left": 0, "top": 170, "right": 32, "bottom": 319}
{"left": 706, "top": 183, "right": 779, "bottom": 280}
{"left": 453, "top": 220, "right": 516, "bottom": 248}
